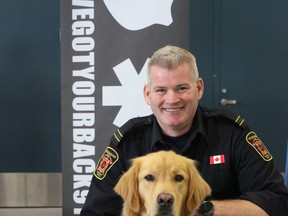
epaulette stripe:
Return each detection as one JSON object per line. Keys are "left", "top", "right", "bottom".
{"left": 117, "top": 129, "right": 123, "bottom": 138}
{"left": 235, "top": 116, "right": 241, "bottom": 123}
{"left": 239, "top": 119, "right": 245, "bottom": 127}
{"left": 201, "top": 106, "right": 248, "bottom": 129}
{"left": 235, "top": 115, "right": 245, "bottom": 127}
{"left": 114, "top": 133, "right": 121, "bottom": 142}
{"left": 111, "top": 115, "right": 154, "bottom": 146}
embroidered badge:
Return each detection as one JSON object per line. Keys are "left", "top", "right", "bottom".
{"left": 210, "top": 154, "right": 225, "bottom": 165}
{"left": 246, "top": 131, "right": 273, "bottom": 161}
{"left": 94, "top": 147, "right": 119, "bottom": 180}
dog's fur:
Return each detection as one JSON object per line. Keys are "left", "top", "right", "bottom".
{"left": 114, "top": 151, "right": 211, "bottom": 216}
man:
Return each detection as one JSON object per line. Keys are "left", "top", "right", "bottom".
{"left": 81, "top": 45, "right": 288, "bottom": 215}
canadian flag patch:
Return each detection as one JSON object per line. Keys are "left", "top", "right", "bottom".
{"left": 210, "top": 154, "right": 225, "bottom": 165}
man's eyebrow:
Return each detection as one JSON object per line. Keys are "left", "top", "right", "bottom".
{"left": 153, "top": 85, "right": 166, "bottom": 89}
{"left": 176, "top": 83, "right": 190, "bottom": 88}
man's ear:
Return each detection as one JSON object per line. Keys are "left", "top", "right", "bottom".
{"left": 143, "top": 84, "right": 151, "bottom": 105}
{"left": 196, "top": 78, "right": 204, "bottom": 100}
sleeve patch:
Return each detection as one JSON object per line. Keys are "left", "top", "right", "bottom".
{"left": 246, "top": 131, "right": 273, "bottom": 162}
{"left": 94, "top": 147, "right": 119, "bottom": 180}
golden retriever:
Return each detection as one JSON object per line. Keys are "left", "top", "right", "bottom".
{"left": 114, "top": 151, "right": 211, "bottom": 216}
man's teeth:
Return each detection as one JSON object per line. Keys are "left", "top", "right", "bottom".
{"left": 164, "top": 108, "right": 181, "bottom": 112}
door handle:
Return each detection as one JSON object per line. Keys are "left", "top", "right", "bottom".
{"left": 221, "top": 98, "right": 237, "bottom": 106}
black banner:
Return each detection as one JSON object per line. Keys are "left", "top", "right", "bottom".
{"left": 61, "top": 0, "right": 189, "bottom": 215}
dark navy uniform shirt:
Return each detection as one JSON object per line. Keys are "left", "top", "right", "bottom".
{"left": 81, "top": 106, "right": 288, "bottom": 216}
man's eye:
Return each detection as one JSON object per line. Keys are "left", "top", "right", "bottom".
{"left": 155, "top": 89, "right": 166, "bottom": 94}
{"left": 144, "top": 174, "right": 155, "bottom": 181}
{"left": 177, "top": 87, "right": 188, "bottom": 93}
{"left": 174, "top": 175, "right": 184, "bottom": 182}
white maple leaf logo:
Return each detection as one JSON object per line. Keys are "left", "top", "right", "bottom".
{"left": 102, "top": 58, "right": 152, "bottom": 127}
{"left": 103, "top": 0, "right": 174, "bottom": 31}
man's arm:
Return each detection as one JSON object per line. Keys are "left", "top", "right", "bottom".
{"left": 80, "top": 147, "right": 125, "bottom": 216}
{"left": 212, "top": 199, "right": 268, "bottom": 216}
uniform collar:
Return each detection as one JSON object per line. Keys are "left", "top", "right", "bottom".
{"left": 150, "top": 106, "right": 208, "bottom": 151}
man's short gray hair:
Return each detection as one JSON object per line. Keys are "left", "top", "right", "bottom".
{"left": 147, "top": 45, "right": 199, "bottom": 86}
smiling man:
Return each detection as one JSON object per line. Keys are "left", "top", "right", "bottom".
{"left": 80, "top": 46, "right": 288, "bottom": 216}
{"left": 144, "top": 47, "right": 203, "bottom": 137}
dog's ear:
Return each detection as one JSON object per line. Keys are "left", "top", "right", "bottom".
{"left": 114, "top": 159, "right": 141, "bottom": 214}
{"left": 186, "top": 160, "right": 211, "bottom": 214}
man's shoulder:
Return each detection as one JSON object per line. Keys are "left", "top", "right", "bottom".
{"left": 199, "top": 106, "right": 248, "bottom": 129}
{"left": 111, "top": 115, "right": 154, "bottom": 146}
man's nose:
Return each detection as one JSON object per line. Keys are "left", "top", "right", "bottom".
{"left": 165, "top": 90, "right": 180, "bottom": 103}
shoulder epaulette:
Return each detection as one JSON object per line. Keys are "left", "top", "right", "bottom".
{"left": 201, "top": 107, "right": 248, "bottom": 129}
{"left": 111, "top": 115, "right": 153, "bottom": 146}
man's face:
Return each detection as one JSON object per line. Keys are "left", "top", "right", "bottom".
{"left": 144, "top": 63, "right": 204, "bottom": 136}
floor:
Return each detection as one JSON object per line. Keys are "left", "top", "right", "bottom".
{"left": 0, "top": 208, "right": 62, "bottom": 216}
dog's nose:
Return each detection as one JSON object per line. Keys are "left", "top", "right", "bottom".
{"left": 157, "top": 192, "right": 174, "bottom": 206}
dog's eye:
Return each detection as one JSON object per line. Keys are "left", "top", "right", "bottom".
{"left": 174, "top": 175, "right": 184, "bottom": 182}
{"left": 144, "top": 174, "right": 155, "bottom": 182}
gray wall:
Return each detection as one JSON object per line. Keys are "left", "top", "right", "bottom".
{"left": 0, "top": 1, "right": 286, "bottom": 174}
{"left": 0, "top": 0, "right": 61, "bottom": 172}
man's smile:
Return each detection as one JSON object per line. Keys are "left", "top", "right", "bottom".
{"left": 162, "top": 107, "right": 184, "bottom": 112}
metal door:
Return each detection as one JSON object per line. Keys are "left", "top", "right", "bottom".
{"left": 191, "top": 0, "right": 288, "bottom": 171}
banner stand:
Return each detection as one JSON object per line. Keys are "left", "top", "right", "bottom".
{"left": 61, "top": 1, "right": 189, "bottom": 215}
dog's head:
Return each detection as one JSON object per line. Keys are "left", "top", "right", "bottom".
{"left": 114, "top": 151, "right": 211, "bottom": 216}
